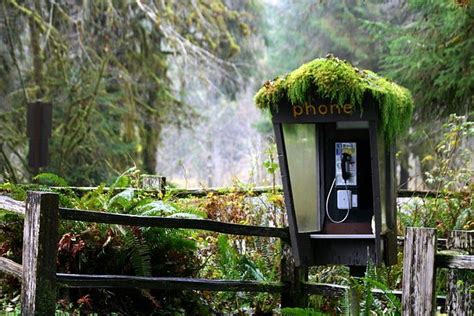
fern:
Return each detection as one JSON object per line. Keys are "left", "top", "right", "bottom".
{"left": 361, "top": 274, "right": 375, "bottom": 316}
{"left": 135, "top": 200, "right": 176, "bottom": 216}
{"left": 239, "top": 256, "right": 266, "bottom": 281}
{"left": 106, "top": 188, "right": 136, "bottom": 212}
{"left": 122, "top": 229, "right": 152, "bottom": 277}
{"left": 217, "top": 235, "right": 241, "bottom": 279}
{"left": 34, "top": 173, "right": 69, "bottom": 187}
{"left": 109, "top": 167, "right": 138, "bottom": 190}
{"left": 345, "top": 264, "right": 402, "bottom": 315}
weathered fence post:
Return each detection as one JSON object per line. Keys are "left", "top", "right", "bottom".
{"left": 21, "top": 191, "right": 59, "bottom": 316}
{"left": 280, "top": 241, "right": 308, "bottom": 307}
{"left": 402, "top": 227, "right": 437, "bottom": 316}
{"left": 446, "top": 230, "right": 473, "bottom": 315}
{"left": 141, "top": 175, "right": 166, "bottom": 193}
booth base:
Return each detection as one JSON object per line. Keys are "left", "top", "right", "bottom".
{"left": 310, "top": 237, "right": 376, "bottom": 266}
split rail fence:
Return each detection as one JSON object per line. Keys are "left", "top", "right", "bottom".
{"left": 0, "top": 190, "right": 473, "bottom": 315}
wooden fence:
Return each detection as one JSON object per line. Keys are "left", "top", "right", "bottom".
{"left": 0, "top": 191, "right": 473, "bottom": 315}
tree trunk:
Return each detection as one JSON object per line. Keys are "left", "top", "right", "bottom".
{"left": 142, "top": 118, "right": 160, "bottom": 174}
{"left": 28, "top": 0, "right": 44, "bottom": 99}
{"left": 398, "top": 150, "right": 409, "bottom": 189}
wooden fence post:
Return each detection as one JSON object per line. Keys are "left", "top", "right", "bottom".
{"left": 402, "top": 227, "right": 437, "bottom": 316}
{"left": 21, "top": 191, "right": 59, "bottom": 316}
{"left": 349, "top": 266, "right": 365, "bottom": 316}
{"left": 280, "top": 240, "right": 308, "bottom": 308}
{"left": 446, "top": 230, "right": 473, "bottom": 315}
{"left": 141, "top": 175, "right": 166, "bottom": 194}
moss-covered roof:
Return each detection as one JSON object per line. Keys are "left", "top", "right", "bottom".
{"left": 254, "top": 56, "right": 414, "bottom": 142}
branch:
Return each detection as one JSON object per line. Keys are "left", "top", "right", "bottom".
{"left": 135, "top": 0, "right": 242, "bottom": 84}
{"left": 1, "top": 0, "right": 28, "bottom": 102}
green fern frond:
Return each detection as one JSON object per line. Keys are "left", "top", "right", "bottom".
{"left": 34, "top": 173, "right": 69, "bottom": 187}
{"left": 122, "top": 230, "right": 152, "bottom": 277}
{"left": 109, "top": 167, "right": 138, "bottom": 190}
{"left": 106, "top": 188, "right": 135, "bottom": 212}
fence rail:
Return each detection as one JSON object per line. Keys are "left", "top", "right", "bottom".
{"left": 56, "top": 274, "right": 287, "bottom": 292}
{"left": 0, "top": 195, "right": 25, "bottom": 215}
{"left": 39, "top": 185, "right": 471, "bottom": 198}
{"left": 0, "top": 190, "right": 473, "bottom": 315}
{"left": 58, "top": 207, "right": 289, "bottom": 239}
{"left": 0, "top": 257, "right": 22, "bottom": 278}
{"left": 436, "top": 251, "right": 474, "bottom": 269}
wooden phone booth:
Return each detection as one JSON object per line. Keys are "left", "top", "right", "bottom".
{"left": 254, "top": 56, "right": 413, "bottom": 267}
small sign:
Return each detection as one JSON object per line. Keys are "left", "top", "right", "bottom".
{"left": 292, "top": 103, "right": 354, "bottom": 118}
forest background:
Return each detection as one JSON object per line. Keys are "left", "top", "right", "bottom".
{"left": 0, "top": 0, "right": 472, "bottom": 189}
{"left": 0, "top": 0, "right": 472, "bottom": 314}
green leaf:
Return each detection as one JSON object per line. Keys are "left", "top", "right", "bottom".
{"left": 107, "top": 188, "right": 135, "bottom": 211}
{"left": 34, "top": 173, "right": 69, "bottom": 187}
{"left": 137, "top": 200, "right": 176, "bottom": 216}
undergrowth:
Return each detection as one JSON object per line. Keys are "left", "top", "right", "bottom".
{"left": 1, "top": 115, "right": 472, "bottom": 315}
{"left": 0, "top": 168, "right": 285, "bottom": 314}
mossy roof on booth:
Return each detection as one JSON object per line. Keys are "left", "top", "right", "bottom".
{"left": 254, "top": 55, "right": 414, "bottom": 142}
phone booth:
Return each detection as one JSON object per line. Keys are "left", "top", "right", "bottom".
{"left": 255, "top": 56, "right": 413, "bottom": 267}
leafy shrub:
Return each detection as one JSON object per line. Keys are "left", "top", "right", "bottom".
{"left": 398, "top": 115, "right": 473, "bottom": 236}
{"left": 1, "top": 171, "right": 208, "bottom": 314}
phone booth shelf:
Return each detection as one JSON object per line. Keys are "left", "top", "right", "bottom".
{"left": 255, "top": 56, "right": 414, "bottom": 267}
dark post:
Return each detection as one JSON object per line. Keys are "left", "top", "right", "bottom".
{"left": 21, "top": 192, "right": 59, "bottom": 316}
{"left": 280, "top": 241, "right": 308, "bottom": 307}
{"left": 446, "top": 230, "right": 473, "bottom": 315}
{"left": 402, "top": 227, "right": 437, "bottom": 315}
{"left": 27, "top": 102, "right": 52, "bottom": 177}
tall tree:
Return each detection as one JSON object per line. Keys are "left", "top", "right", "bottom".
{"left": 262, "top": 0, "right": 473, "bottom": 189}
{"left": 0, "top": 0, "right": 255, "bottom": 184}
{"left": 263, "top": 0, "right": 396, "bottom": 77}
{"left": 376, "top": 0, "right": 473, "bottom": 119}
{"left": 366, "top": 0, "right": 473, "bottom": 189}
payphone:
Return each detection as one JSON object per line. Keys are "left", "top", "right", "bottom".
{"left": 254, "top": 56, "right": 413, "bottom": 267}
{"left": 322, "top": 124, "right": 374, "bottom": 235}
{"left": 279, "top": 119, "right": 383, "bottom": 266}
{"left": 326, "top": 142, "right": 357, "bottom": 223}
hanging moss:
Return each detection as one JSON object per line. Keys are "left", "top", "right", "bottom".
{"left": 254, "top": 56, "right": 414, "bottom": 142}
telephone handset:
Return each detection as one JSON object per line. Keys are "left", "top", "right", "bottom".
{"left": 325, "top": 142, "right": 357, "bottom": 224}
{"left": 341, "top": 153, "right": 352, "bottom": 181}
{"left": 335, "top": 143, "right": 357, "bottom": 186}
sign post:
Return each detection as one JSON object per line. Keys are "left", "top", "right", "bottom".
{"left": 27, "top": 101, "right": 52, "bottom": 177}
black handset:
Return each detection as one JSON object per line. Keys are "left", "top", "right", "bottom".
{"left": 341, "top": 153, "right": 352, "bottom": 181}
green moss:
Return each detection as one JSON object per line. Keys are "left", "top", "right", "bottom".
{"left": 254, "top": 56, "right": 414, "bottom": 142}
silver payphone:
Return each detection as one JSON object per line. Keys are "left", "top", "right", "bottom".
{"left": 325, "top": 142, "right": 357, "bottom": 223}
{"left": 322, "top": 124, "right": 374, "bottom": 235}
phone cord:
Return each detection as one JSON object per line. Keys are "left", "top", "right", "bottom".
{"left": 325, "top": 177, "right": 351, "bottom": 224}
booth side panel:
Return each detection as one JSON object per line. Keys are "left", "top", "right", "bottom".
{"left": 273, "top": 123, "right": 313, "bottom": 266}
{"left": 384, "top": 143, "right": 398, "bottom": 265}
{"left": 369, "top": 121, "right": 383, "bottom": 265}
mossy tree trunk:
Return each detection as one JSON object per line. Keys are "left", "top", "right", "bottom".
{"left": 142, "top": 118, "right": 161, "bottom": 175}
{"left": 1, "top": 0, "right": 253, "bottom": 184}
{"left": 28, "top": 0, "right": 45, "bottom": 99}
